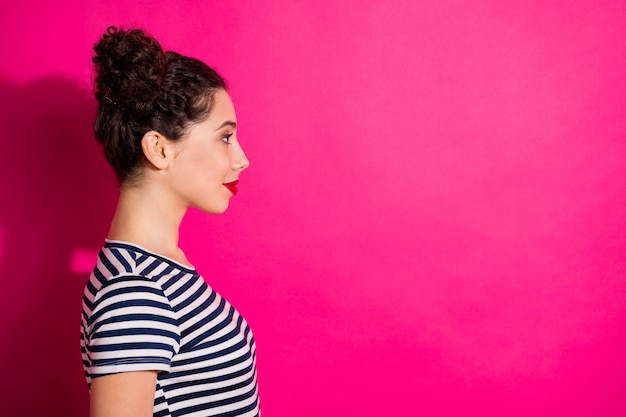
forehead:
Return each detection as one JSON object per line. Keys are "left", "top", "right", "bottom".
{"left": 181, "top": 89, "right": 236, "bottom": 139}
{"left": 206, "top": 89, "right": 236, "bottom": 127}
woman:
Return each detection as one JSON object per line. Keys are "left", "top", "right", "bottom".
{"left": 80, "top": 26, "right": 259, "bottom": 417}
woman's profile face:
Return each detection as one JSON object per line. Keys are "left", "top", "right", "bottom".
{"left": 166, "top": 89, "right": 250, "bottom": 213}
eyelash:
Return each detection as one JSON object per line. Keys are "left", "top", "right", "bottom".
{"left": 221, "top": 133, "right": 233, "bottom": 144}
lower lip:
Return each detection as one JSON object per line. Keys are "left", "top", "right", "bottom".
{"left": 224, "top": 180, "right": 239, "bottom": 195}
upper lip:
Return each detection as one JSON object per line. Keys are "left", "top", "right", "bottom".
{"left": 224, "top": 179, "right": 239, "bottom": 185}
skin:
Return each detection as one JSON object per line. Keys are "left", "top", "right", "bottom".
{"left": 90, "top": 89, "right": 249, "bottom": 417}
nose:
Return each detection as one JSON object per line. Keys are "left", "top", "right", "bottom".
{"left": 233, "top": 142, "right": 250, "bottom": 172}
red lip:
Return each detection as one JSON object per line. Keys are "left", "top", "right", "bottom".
{"left": 223, "top": 180, "right": 239, "bottom": 195}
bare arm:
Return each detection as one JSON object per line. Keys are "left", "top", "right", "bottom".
{"left": 90, "top": 371, "right": 158, "bottom": 417}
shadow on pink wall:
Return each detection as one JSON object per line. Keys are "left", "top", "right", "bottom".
{"left": 0, "top": 77, "right": 116, "bottom": 415}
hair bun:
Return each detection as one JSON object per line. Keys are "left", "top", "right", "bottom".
{"left": 93, "top": 26, "right": 166, "bottom": 107}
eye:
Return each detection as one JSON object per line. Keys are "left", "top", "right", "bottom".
{"left": 221, "top": 132, "right": 233, "bottom": 144}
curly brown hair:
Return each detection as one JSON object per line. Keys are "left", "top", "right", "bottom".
{"left": 92, "top": 26, "right": 226, "bottom": 183}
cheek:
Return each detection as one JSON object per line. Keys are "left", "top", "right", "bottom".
{"left": 205, "top": 152, "right": 231, "bottom": 180}
{"left": 216, "top": 151, "right": 232, "bottom": 173}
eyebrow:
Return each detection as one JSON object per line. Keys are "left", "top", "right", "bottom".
{"left": 214, "top": 120, "right": 237, "bottom": 131}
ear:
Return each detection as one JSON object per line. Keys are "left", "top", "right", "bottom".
{"left": 141, "top": 131, "right": 171, "bottom": 170}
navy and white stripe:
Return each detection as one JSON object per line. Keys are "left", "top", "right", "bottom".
{"left": 80, "top": 240, "right": 259, "bottom": 416}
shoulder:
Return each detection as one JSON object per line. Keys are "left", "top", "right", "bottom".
{"left": 85, "top": 240, "right": 191, "bottom": 303}
{"left": 85, "top": 274, "right": 176, "bottom": 331}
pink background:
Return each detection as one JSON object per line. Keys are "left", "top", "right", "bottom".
{"left": 1, "top": 1, "right": 625, "bottom": 415}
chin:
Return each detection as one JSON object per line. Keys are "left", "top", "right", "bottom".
{"left": 198, "top": 200, "right": 230, "bottom": 214}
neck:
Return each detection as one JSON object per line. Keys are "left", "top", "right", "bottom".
{"left": 107, "top": 179, "right": 190, "bottom": 265}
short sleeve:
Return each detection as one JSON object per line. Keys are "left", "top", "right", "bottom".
{"left": 85, "top": 275, "right": 181, "bottom": 378}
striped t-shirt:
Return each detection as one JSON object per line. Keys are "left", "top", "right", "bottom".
{"left": 80, "top": 240, "right": 259, "bottom": 416}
